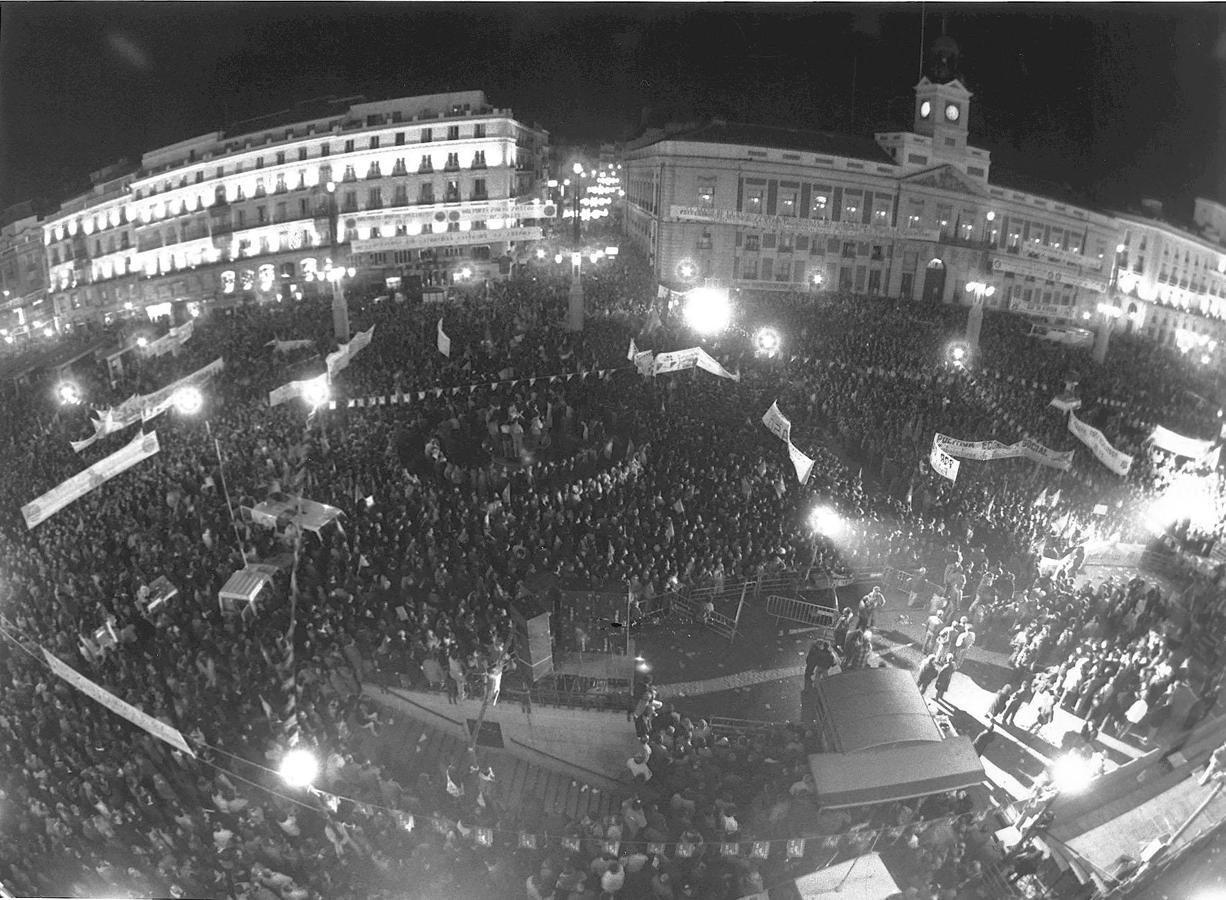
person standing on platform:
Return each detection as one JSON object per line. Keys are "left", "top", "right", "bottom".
{"left": 804, "top": 640, "right": 837, "bottom": 686}
{"left": 933, "top": 656, "right": 957, "bottom": 704}
{"left": 857, "top": 586, "right": 886, "bottom": 631}
{"left": 916, "top": 653, "right": 943, "bottom": 696}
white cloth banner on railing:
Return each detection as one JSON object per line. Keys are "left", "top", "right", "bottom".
{"left": 326, "top": 325, "right": 376, "bottom": 377}
{"left": 24, "top": 431, "right": 161, "bottom": 529}
{"left": 266, "top": 338, "right": 315, "bottom": 354}
{"left": 43, "top": 649, "right": 194, "bottom": 756}
{"left": 929, "top": 437, "right": 960, "bottom": 482}
{"left": 652, "top": 347, "right": 740, "bottom": 381}
{"left": 1148, "top": 425, "right": 1214, "bottom": 459}
{"left": 139, "top": 357, "right": 226, "bottom": 424}
{"left": 141, "top": 321, "right": 195, "bottom": 358}
{"left": 269, "top": 374, "right": 329, "bottom": 408}
{"left": 437, "top": 318, "right": 451, "bottom": 358}
{"left": 1048, "top": 394, "right": 1082, "bottom": 412}
{"left": 1068, "top": 412, "right": 1133, "bottom": 475}
{"left": 787, "top": 441, "right": 815, "bottom": 485}
{"left": 761, "top": 401, "right": 792, "bottom": 444}
{"left": 934, "top": 433, "right": 1075, "bottom": 471}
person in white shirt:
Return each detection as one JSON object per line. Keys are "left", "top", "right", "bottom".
{"left": 627, "top": 744, "right": 652, "bottom": 782}
{"left": 600, "top": 861, "right": 626, "bottom": 895}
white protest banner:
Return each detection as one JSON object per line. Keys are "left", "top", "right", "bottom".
{"left": 266, "top": 338, "right": 316, "bottom": 354}
{"left": 633, "top": 350, "right": 655, "bottom": 377}
{"left": 23, "top": 431, "right": 161, "bottom": 529}
{"left": 787, "top": 441, "right": 815, "bottom": 485}
{"left": 929, "top": 437, "right": 960, "bottom": 482}
{"left": 437, "top": 318, "right": 451, "bottom": 358}
{"left": 627, "top": 338, "right": 639, "bottom": 362}
{"left": 652, "top": 348, "right": 701, "bottom": 375}
{"left": 761, "top": 402, "right": 792, "bottom": 444}
{"left": 695, "top": 348, "right": 741, "bottom": 382}
{"left": 325, "top": 325, "right": 375, "bottom": 377}
{"left": 70, "top": 433, "right": 100, "bottom": 454}
{"left": 1148, "top": 425, "right": 1214, "bottom": 459}
{"left": 139, "top": 357, "right": 226, "bottom": 423}
{"left": 269, "top": 374, "right": 328, "bottom": 408}
{"left": 934, "top": 433, "right": 1074, "bottom": 471}
{"left": 43, "top": 649, "right": 195, "bottom": 756}
{"left": 1068, "top": 412, "right": 1133, "bottom": 475}
{"left": 1049, "top": 394, "right": 1082, "bottom": 413}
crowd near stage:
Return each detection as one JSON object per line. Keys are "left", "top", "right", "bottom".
{"left": 2, "top": 247, "right": 1226, "bottom": 900}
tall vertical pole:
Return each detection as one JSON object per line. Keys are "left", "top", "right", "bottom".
{"left": 206, "top": 418, "right": 245, "bottom": 562}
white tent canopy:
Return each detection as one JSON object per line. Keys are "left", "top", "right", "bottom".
{"left": 793, "top": 852, "right": 900, "bottom": 899}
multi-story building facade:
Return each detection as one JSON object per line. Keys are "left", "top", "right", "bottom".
{"left": 42, "top": 91, "right": 551, "bottom": 325}
{"left": 0, "top": 203, "right": 50, "bottom": 340}
{"left": 624, "top": 46, "right": 1125, "bottom": 327}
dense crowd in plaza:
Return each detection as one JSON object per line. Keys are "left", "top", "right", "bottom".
{"left": 0, "top": 247, "right": 1223, "bottom": 899}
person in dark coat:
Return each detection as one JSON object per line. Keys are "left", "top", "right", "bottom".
{"left": 933, "top": 656, "right": 957, "bottom": 703}
{"left": 972, "top": 723, "right": 997, "bottom": 756}
{"left": 988, "top": 683, "right": 1015, "bottom": 721}
{"left": 804, "top": 641, "right": 837, "bottom": 686}
{"left": 1002, "top": 679, "right": 1034, "bottom": 726}
{"left": 916, "top": 653, "right": 942, "bottom": 696}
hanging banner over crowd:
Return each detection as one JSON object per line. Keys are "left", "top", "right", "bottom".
{"left": 1068, "top": 412, "right": 1133, "bottom": 475}
{"left": 23, "top": 431, "right": 161, "bottom": 529}
{"left": 762, "top": 401, "right": 792, "bottom": 444}
{"left": 929, "top": 437, "right": 960, "bottom": 482}
{"left": 437, "top": 318, "right": 451, "bottom": 358}
{"left": 266, "top": 338, "right": 316, "bottom": 354}
{"left": 268, "top": 374, "right": 329, "bottom": 408}
{"left": 140, "top": 321, "right": 195, "bottom": 358}
{"left": 933, "top": 433, "right": 1075, "bottom": 471}
{"left": 652, "top": 347, "right": 740, "bottom": 381}
{"left": 43, "top": 649, "right": 195, "bottom": 756}
{"left": 79, "top": 358, "right": 225, "bottom": 450}
{"left": 1148, "top": 425, "right": 1215, "bottom": 459}
{"left": 787, "top": 441, "right": 815, "bottom": 485}
{"left": 325, "top": 325, "right": 375, "bottom": 377}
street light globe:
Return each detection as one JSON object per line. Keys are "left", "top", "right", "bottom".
{"left": 56, "top": 382, "right": 81, "bottom": 406}
{"left": 985, "top": 211, "right": 996, "bottom": 222}
{"left": 173, "top": 386, "right": 204, "bottom": 416}
{"left": 677, "top": 260, "right": 698, "bottom": 281}
{"left": 278, "top": 748, "right": 320, "bottom": 789}
{"left": 683, "top": 287, "right": 732, "bottom": 336}
{"left": 1050, "top": 753, "right": 1095, "bottom": 795}
{"left": 554, "top": 253, "right": 564, "bottom": 264}
{"left": 1115, "top": 243, "right": 1126, "bottom": 254}
{"left": 946, "top": 341, "right": 971, "bottom": 367}
{"left": 755, "top": 327, "right": 781, "bottom": 356}
{"left": 302, "top": 376, "right": 331, "bottom": 410}
{"left": 42, "top": 327, "right": 53, "bottom": 337}
{"left": 811, "top": 272, "right": 825, "bottom": 287}
{"left": 808, "top": 505, "right": 844, "bottom": 538}
{"left": 573, "top": 162, "right": 584, "bottom": 175}
{"left": 136, "top": 336, "right": 149, "bottom": 348}
{"left": 346, "top": 267, "right": 356, "bottom": 278}
{"left": 535, "top": 248, "right": 546, "bottom": 259}
{"left": 326, "top": 181, "right": 336, "bottom": 193}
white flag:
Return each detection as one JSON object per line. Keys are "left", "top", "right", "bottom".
{"left": 44, "top": 649, "right": 195, "bottom": 756}
{"left": 695, "top": 348, "right": 740, "bottom": 382}
{"left": 627, "top": 338, "right": 639, "bottom": 362}
{"left": 929, "top": 436, "right": 960, "bottom": 482}
{"left": 761, "top": 401, "right": 792, "bottom": 444}
{"left": 23, "top": 431, "right": 161, "bottom": 528}
{"left": 787, "top": 441, "right": 815, "bottom": 485}
{"left": 269, "top": 374, "right": 329, "bottom": 408}
{"left": 437, "top": 318, "right": 451, "bottom": 358}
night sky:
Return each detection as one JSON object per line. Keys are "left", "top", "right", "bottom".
{"left": 1, "top": 3, "right": 1224, "bottom": 216}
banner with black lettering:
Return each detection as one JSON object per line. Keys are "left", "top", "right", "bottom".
{"left": 1068, "top": 412, "right": 1133, "bottom": 475}
{"left": 934, "top": 433, "right": 1074, "bottom": 471}
{"left": 787, "top": 441, "right": 815, "bottom": 485}
{"left": 43, "top": 649, "right": 194, "bottom": 756}
{"left": 23, "top": 431, "right": 161, "bottom": 528}
{"left": 761, "top": 401, "right": 792, "bottom": 444}
{"left": 929, "top": 437, "right": 960, "bottom": 482}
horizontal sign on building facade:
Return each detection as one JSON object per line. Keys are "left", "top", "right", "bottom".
{"left": 353, "top": 202, "right": 554, "bottom": 233}
{"left": 669, "top": 205, "right": 940, "bottom": 242}
{"left": 992, "top": 256, "right": 1107, "bottom": 292}
{"left": 351, "top": 226, "right": 543, "bottom": 255}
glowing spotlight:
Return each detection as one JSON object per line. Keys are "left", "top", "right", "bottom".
{"left": 635, "top": 654, "right": 650, "bottom": 673}
{"left": 683, "top": 287, "right": 732, "bottom": 336}
{"left": 554, "top": 253, "right": 564, "bottom": 264}
{"left": 1146, "top": 474, "right": 1217, "bottom": 534}
{"left": 1050, "top": 753, "right": 1095, "bottom": 795}
{"left": 278, "top": 748, "right": 320, "bottom": 789}
{"left": 810, "top": 271, "right": 825, "bottom": 287}
{"left": 755, "top": 327, "right": 781, "bottom": 357}
{"left": 677, "top": 259, "right": 698, "bottom": 281}
{"left": 172, "top": 386, "right": 203, "bottom": 416}
{"left": 56, "top": 382, "right": 81, "bottom": 406}
{"left": 302, "top": 375, "right": 331, "bottom": 410}
{"left": 535, "top": 248, "right": 546, "bottom": 259}
{"left": 808, "top": 505, "right": 844, "bottom": 538}
{"left": 136, "top": 336, "right": 149, "bottom": 348}
{"left": 42, "top": 326, "right": 53, "bottom": 337}
{"left": 946, "top": 341, "right": 970, "bottom": 368}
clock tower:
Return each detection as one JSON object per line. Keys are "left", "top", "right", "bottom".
{"left": 913, "top": 35, "right": 972, "bottom": 156}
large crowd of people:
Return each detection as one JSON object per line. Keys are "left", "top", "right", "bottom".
{"left": 0, "top": 247, "right": 1223, "bottom": 899}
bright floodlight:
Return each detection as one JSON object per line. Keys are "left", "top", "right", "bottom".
{"left": 56, "top": 382, "right": 81, "bottom": 406}
{"left": 755, "top": 327, "right": 781, "bottom": 356}
{"left": 810, "top": 271, "right": 825, "bottom": 286}
{"left": 684, "top": 287, "right": 732, "bottom": 336}
{"left": 458, "top": 266, "right": 473, "bottom": 280}
{"left": 572, "top": 161, "right": 584, "bottom": 175}
{"left": 278, "top": 748, "right": 320, "bottom": 788}
{"left": 946, "top": 341, "right": 970, "bottom": 367}
{"left": 1146, "top": 474, "right": 1217, "bottom": 534}
{"left": 303, "top": 376, "right": 331, "bottom": 409}
{"left": 136, "top": 336, "right": 149, "bottom": 348}
{"left": 173, "top": 386, "right": 204, "bottom": 416}
{"left": 808, "top": 505, "right": 844, "bottom": 538}
{"left": 678, "top": 260, "right": 698, "bottom": 280}
{"left": 554, "top": 253, "right": 564, "bottom": 264}
{"left": 1050, "top": 753, "right": 1094, "bottom": 795}
{"left": 535, "top": 248, "right": 546, "bottom": 259}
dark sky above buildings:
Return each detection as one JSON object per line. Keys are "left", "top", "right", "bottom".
{"left": 1, "top": 3, "right": 1224, "bottom": 216}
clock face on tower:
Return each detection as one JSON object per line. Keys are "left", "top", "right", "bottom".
{"left": 919, "top": 100, "right": 932, "bottom": 119}
{"left": 944, "top": 103, "right": 960, "bottom": 122}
